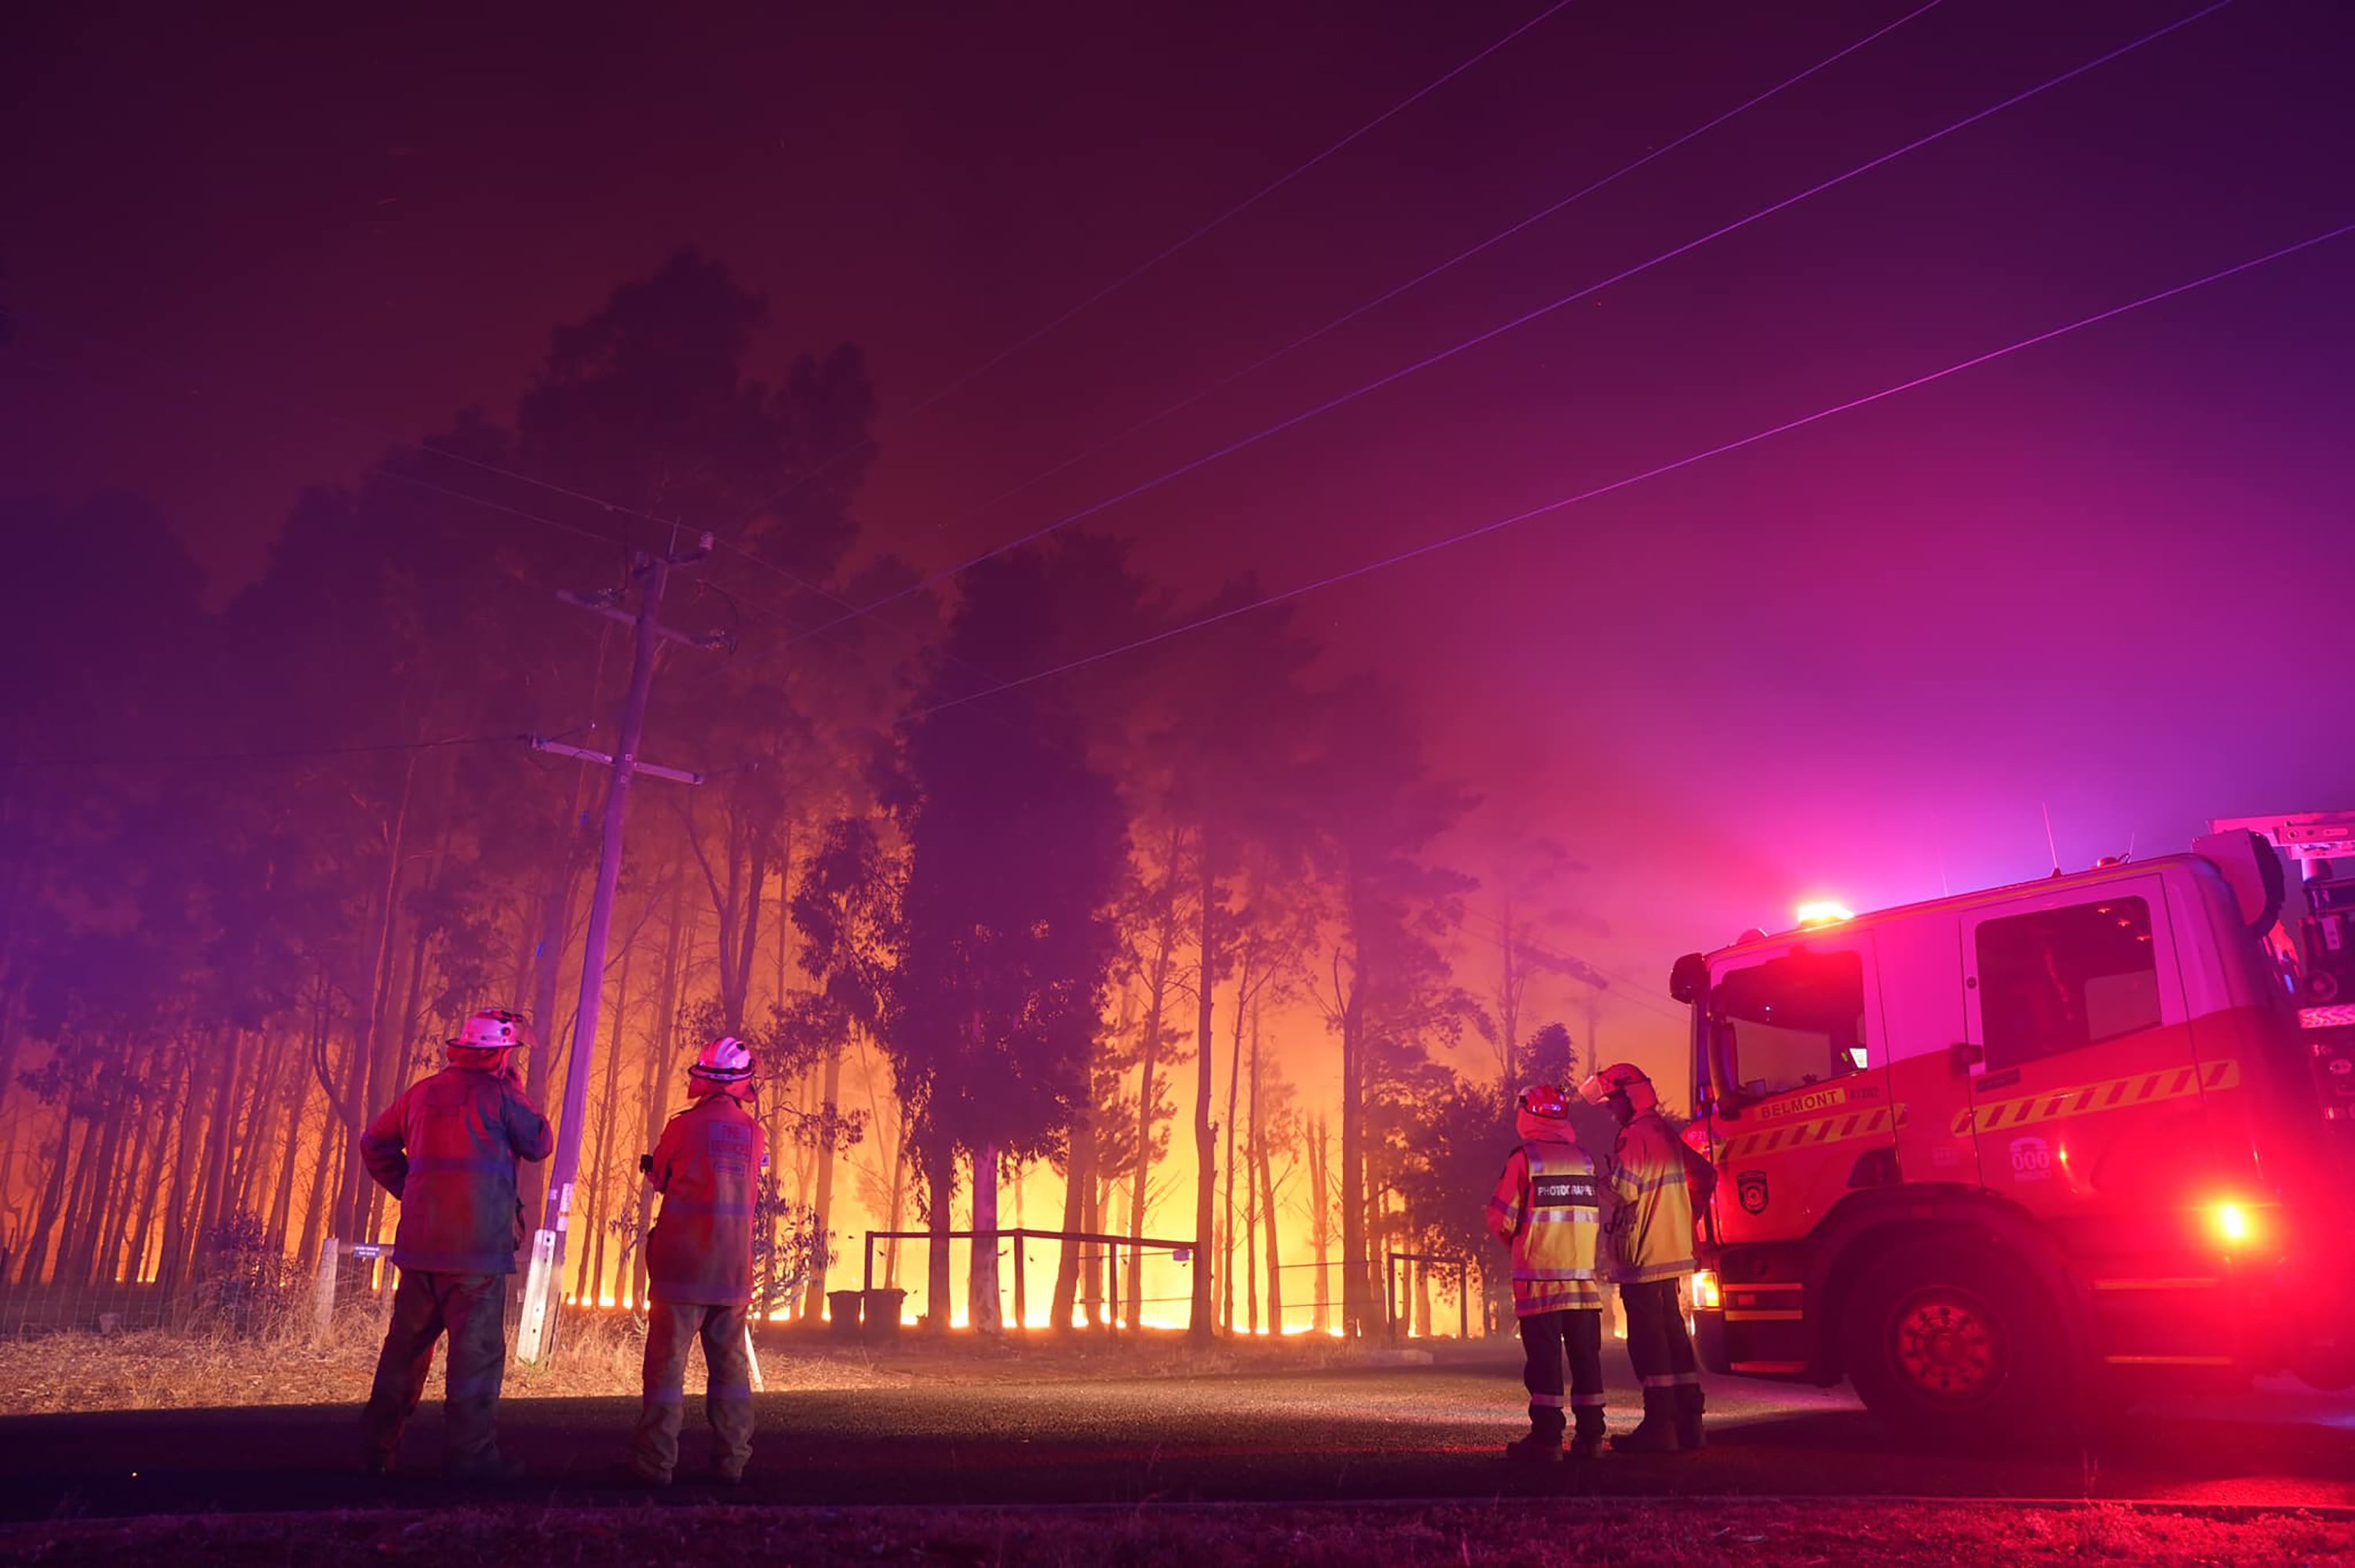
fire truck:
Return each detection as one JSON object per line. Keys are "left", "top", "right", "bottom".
{"left": 1670, "top": 812, "right": 2355, "bottom": 1439}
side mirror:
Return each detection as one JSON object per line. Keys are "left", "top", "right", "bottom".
{"left": 1669, "top": 953, "right": 1709, "bottom": 1005}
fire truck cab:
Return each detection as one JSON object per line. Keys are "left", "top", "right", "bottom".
{"left": 1672, "top": 815, "right": 2355, "bottom": 1439}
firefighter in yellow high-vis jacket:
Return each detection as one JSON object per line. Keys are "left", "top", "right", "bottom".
{"left": 1583, "top": 1061, "right": 1711, "bottom": 1453}
{"left": 1486, "top": 1084, "right": 1608, "bottom": 1460}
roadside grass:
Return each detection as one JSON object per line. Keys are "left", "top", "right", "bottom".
{"left": 2, "top": 1500, "right": 2349, "bottom": 1566}
{"left": 0, "top": 1314, "right": 1418, "bottom": 1415}
{"left": 0, "top": 1312, "right": 894, "bottom": 1414}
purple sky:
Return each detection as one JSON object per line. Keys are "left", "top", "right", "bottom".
{"left": 6, "top": 0, "right": 2351, "bottom": 1070}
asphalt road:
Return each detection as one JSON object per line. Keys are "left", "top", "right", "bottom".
{"left": 2, "top": 1343, "right": 2350, "bottom": 1520}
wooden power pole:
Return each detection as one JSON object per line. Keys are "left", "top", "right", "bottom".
{"left": 516, "top": 534, "right": 717, "bottom": 1363}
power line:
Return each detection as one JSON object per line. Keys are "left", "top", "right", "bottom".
{"left": 905, "top": 213, "right": 2352, "bottom": 720}
{"left": 369, "top": 466, "right": 637, "bottom": 552}
{"left": 0, "top": 731, "right": 528, "bottom": 773}
{"left": 794, "top": 1, "right": 2230, "bottom": 652}
{"left": 721, "top": 0, "right": 1583, "bottom": 533}
{"left": 790, "top": 0, "right": 1951, "bottom": 645}
{"left": 2, "top": 326, "right": 677, "bottom": 547}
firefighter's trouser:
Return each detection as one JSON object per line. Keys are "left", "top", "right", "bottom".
{"left": 1517, "top": 1307, "right": 1605, "bottom": 1441}
{"left": 1621, "top": 1278, "right": 1702, "bottom": 1413}
{"left": 632, "top": 1300, "right": 755, "bottom": 1482}
{"left": 360, "top": 1269, "right": 509, "bottom": 1471}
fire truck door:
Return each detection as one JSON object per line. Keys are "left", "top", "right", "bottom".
{"left": 1960, "top": 876, "right": 2193, "bottom": 1216}
{"left": 1707, "top": 935, "right": 1892, "bottom": 1246}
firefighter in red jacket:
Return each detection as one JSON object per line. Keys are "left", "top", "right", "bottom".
{"left": 1582, "top": 1060, "right": 1710, "bottom": 1453}
{"left": 359, "top": 1008, "right": 553, "bottom": 1479}
{"left": 627, "top": 1035, "right": 768, "bottom": 1486}
{"left": 1487, "top": 1083, "right": 1608, "bottom": 1460}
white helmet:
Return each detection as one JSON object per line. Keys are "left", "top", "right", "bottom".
{"left": 689, "top": 1035, "right": 755, "bottom": 1084}
{"left": 1579, "top": 1061, "right": 1659, "bottom": 1117}
{"left": 449, "top": 1008, "right": 530, "bottom": 1052}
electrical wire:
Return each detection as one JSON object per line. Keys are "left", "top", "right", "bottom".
{"left": 789, "top": 0, "right": 1952, "bottom": 644}
{"left": 904, "top": 213, "right": 2353, "bottom": 721}
{"left": 0, "top": 731, "right": 529, "bottom": 773}
{"left": 723, "top": 0, "right": 1585, "bottom": 533}
{"left": 1, "top": 325, "right": 673, "bottom": 545}
{"left": 368, "top": 465, "right": 637, "bottom": 551}
{"left": 794, "top": 1, "right": 2232, "bottom": 651}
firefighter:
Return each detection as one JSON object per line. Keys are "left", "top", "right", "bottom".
{"left": 626, "top": 1034, "right": 767, "bottom": 1486}
{"left": 359, "top": 1008, "right": 553, "bottom": 1479}
{"left": 1486, "top": 1083, "right": 1608, "bottom": 1460}
{"left": 1580, "top": 1060, "right": 1711, "bottom": 1453}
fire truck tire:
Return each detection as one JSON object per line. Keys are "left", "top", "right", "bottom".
{"left": 1841, "top": 1241, "right": 2071, "bottom": 1444}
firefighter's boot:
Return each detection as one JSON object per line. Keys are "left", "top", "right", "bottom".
{"left": 1611, "top": 1389, "right": 1682, "bottom": 1454}
{"left": 1503, "top": 1431, "right": 1564, "bottom": 1463}
{"left": 1569, "top": 1410, "right": 1607, "bottom": 1460}
{"left": 1674, "top": 1381, "right": 1707, "bottom": 1452}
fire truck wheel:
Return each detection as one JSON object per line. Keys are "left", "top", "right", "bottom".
{"left": 1842, "top": 1241, "right": 2068, "bottom": 1444}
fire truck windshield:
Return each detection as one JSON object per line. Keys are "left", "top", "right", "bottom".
{"left": 1714, "top": 950, "right": 1868, "bottom": 1103}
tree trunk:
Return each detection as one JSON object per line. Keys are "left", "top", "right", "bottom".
{"left": 923, "top": 1136, "right": 955, "bottom": 1333}
{"left": 17, "top": 1114, "right": 76, "bottom": 1285}
{"left": 1219, "top": 951, "right": 1247, "bottom": 1336}
{"left": 969, "top": 1143, "right": 1002, "bottom": 1335}
{"left": 265, "top": 1040, "right": 312, "bottom": 1253}
{"left": 1338, "top": 913, "right": 1371, "bottom": 1339}
{"left": 1050, "top": 1057, "right": 1094, "bottom": 1333}
{"left": 1189, "top": 843, "right": 1217, "bottom": 1343}
{"left": 582, "top": 940, "right": 633, "bottom": 1306}
{"left": 340, "top": 749, "right": 421, "bottom": 1242}
{"left": 156, "top": 1030, "right": 219, "bottom": 1298}
{"left": 193, "top": 1028, "right": 249, "bottom": 1281}
{"left": 636, "top": 877, "right": 691, "bottom": 1310}
{"left": 1307, "top": 1113, "right": 1332, "bottom": 1333}
{"left": 799, "top": 1033, "right": 844, "bottom": 1322}
{"left": 522, "top": 778, "right": 593, "bottom": 1236}
{"left": 1127, "top": 830, "right": 1183, "bottom": 1327}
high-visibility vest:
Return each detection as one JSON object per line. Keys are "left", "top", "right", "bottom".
{"left": 1608, "top": 1113, "right": 1699, "bottom": 1283}
{"left": 1487, "top": 1136, "right": 1603, "bottom": 1315}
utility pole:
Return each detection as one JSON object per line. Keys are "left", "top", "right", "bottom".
{"left": 516, "top": 532, "right": 719, "bottom": 1364}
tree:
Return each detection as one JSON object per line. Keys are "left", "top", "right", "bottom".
{"left": 1139, "top": 585, "right": 1321, "bottom": 1340}
{"left": 880, "top": 541, "right": 1134, "bottom": 1333}
{"left": 1306, "top": 674, "right": 1476, "bottom": 1339}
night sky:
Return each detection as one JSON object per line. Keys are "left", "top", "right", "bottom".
{"left": 7, "top": 0, "right": 2352, "bottom": 1063}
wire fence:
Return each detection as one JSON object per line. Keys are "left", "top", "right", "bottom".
{"left": 0, "top": 1229, "right": 399, "bottom": 1350}
{"left": 854, "top": 1227, "right": 1232, "bottom": 1333}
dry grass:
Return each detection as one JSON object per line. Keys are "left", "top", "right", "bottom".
{"left": 0, "top": 1310, "right": 1401, "bottom": 1416}
{"left": 1, "top": 1500, "right": 2350, "bottom": 1566}
{"left": 0, "top": 1309, "right": 900, "bottom": 1415}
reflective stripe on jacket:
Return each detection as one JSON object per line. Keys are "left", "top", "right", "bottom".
{"left": 646, "top": 1094, "right": 767, "bottom": 1307}
{"left": 1606, "top": 1112, "right": 1698, "bottom": 1283}
{"left": 362, "top": 1064, "right": 553, "bottom": 1275}
{"left": 1486, "top": 1137, "right": 1603, "bottom": 1315}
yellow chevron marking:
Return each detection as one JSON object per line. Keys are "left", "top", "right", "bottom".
{"left": 1718, "top": 1104, "right": 1908, "bottom": 1162}
{"left": 1950, "top": 1058, "right": 2238, "bottom": 1138}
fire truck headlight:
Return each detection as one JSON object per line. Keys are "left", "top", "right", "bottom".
{"left": 1691, "top": 1270, "right": 1722, "bottom": 1311}
{"left": 2211, "top": 1202, "right": 2252, "bottom": 1247}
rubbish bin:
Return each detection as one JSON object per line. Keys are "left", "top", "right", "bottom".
{"left": 863, "top": 1287, "right": 907, "bottom": 1340}
{"left": 827, "top": 1289, "right": 863, "bottom": 1339}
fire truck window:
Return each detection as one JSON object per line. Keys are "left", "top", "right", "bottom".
{"left": 1714, "top": 950, "right": 1868, "bottom": 1103}
{"left": 1975, "top": 897, "right": 2163, "bottom": 1070}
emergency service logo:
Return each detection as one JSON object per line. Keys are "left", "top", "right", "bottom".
{"left": 1736, "top": 1169, "right": 1770, "bottom": 1215}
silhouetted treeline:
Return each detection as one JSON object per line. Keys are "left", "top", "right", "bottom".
{"left": 0, "top": 249, "right": 1608, "bottom": 1338}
